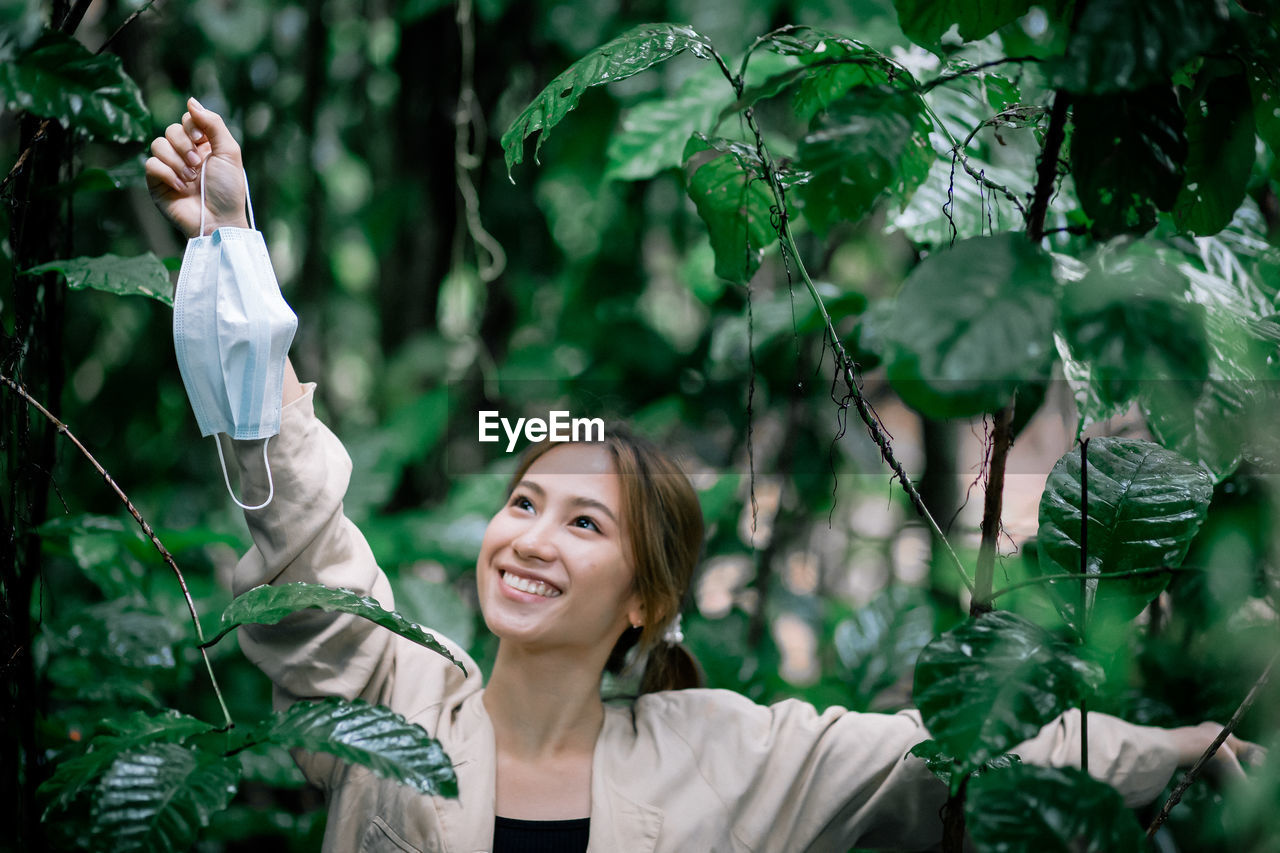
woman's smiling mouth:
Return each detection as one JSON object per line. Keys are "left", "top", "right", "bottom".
{"left": 500, "top": 570, "right": 563, "bottom": 598}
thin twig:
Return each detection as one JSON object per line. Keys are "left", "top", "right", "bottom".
{"left": 0, "top": 373, "right": 233, "bottom": 730}
{"left": 97, "top": 0, "right": 160, "bottom": 55}
{"left": 988, "top": 566, "right": 1195, "bottom": 601}
{"left": 723, "top": 82, "right": 974, "bottom": 593}
{"left": 918, "top": 56, "right": 1043, "bottom": 93}
{"left": 1146, "top": 648, "right": 1280, "bottom": 838}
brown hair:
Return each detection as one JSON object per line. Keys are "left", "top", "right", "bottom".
{"left": 505, "top": 424, "right": 704, "bottom": 693}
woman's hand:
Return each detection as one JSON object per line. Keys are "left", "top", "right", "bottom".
{"left": 145, "top": 98, "right": 248, "bottom": 239}
{"left": 1169, "top": 722, "right": 1268, "bottom": 783}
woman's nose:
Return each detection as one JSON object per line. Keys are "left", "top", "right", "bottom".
{"left": 512, "top": 521, "right": 556, "bottom": 561}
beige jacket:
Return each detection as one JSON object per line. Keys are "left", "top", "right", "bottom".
{"left": 230, "top": 386, "right": 1180, "bottom": 853}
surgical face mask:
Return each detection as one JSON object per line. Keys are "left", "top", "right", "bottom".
{"left": 173, "top": 164, "right": 298, "bottom": 510}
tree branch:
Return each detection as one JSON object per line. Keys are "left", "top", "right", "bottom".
{"left": 1146, "top": 648, "right": 1280, "bottom": 838}
{"left": 1025, "top": 88, "right": 1071, "bottom": 241}
{"left": 0, "top": 373, "right": 233, "bottom": 730}
{"left": 988, "top": 566, "right": 1194, "bottom": 601}
{"left": 972, "top": 398, "right": 1015, "bottom": 615}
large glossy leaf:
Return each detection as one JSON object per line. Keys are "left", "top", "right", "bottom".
{"left": 1142, "top": 235, "right": 1280, "bottom": 479}
{"left": 605, "top": 65, "right": 732, "bottom": 181}
{"left": 908, "top": 739, "right": 1021, "bottom": 792}
{"left": 966, "top": 764, "right": 1145, "bottom": 852}
{"left": 207, "top": 582, "right": 465, "bottom": 673}
{"left": 681, "top": 135, "right": 776, "bottom": 283}
{"left": 1059, "top": 244, "right": 1209, "bottom": 412}
{"left": 1173, "top": 73, "right": 1256, "bottom": 237}
{"left": 502, "top": 23, "right": 715, "bottom": 176}
{"left": 1051, "top": 0, "right": 1227, "bottom": 93}
{"left": 92, "top": 743, "right": 240, "bottom": 853}
{"left": 792, "top": 86, "right": 932, "bottom": 233}
{"left": 884, "top": 233, "right": 1058, "bottom": 418}
{"left": 1036, "top": 438, "right": 1213, "bottom": 634}
{"left": 1247, "top": 56, "right": 1280, "bottom": 154}
{"left": 913, "top": 611, "right": 1103, "bottom": 772}
{"left": 262, "top": 698, "right": 457, "bottom": 797}
{"left": 41, "top": 711, "right": 215, "bottom": 817}
{"left": 25, "top": 253, "right": 174, "bottom": 306}
{"left": 1071, "top": 88, "right": 1186, "bottom": 239}
{"left": 0, "top": 30, "right": 149, "bottom": 143}
{"left": 834, "top": 586, "right": 934, "bottom": 709}
{"left": 892, "top": 0, "right": 1059, "bottom": 52}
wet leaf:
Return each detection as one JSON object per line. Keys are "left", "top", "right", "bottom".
{"left": 885, "top": 233, "right": 1058, "bottom": 417}
{"left": 681, "top": 134, "right": 777, "bottom": 283}
{"left": 1173, "top": 73, "right": 1255, "bottom": 237}
{"left": 0, "top": 30, "right": 149, "bottom": 142}
{"left": 502, "top": 23, "right": 715, "bottom": 176}
{"left": 91, "top": 743, "right": 239, "bottom": 853}
{"left": 25, "top": 253, "right": 174, "bottom": 306}
{"left": 1036, "top": 437, "right": 1213, "bottom": 634}
{"left": 206, "top": 582, "right": 465, "bottom": 673}
{"left": 260, "top": 698, "right": 457, "bottom": 797}
{"left": 913, "top": 611, "right": 1102, "bottom": 772}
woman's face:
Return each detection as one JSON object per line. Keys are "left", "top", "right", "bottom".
{"left": 476, "top": 443, "right": 643, "bottom": 658}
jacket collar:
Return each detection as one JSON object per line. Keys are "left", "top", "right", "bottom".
{"left": 442, "top": 693, "right": 662, "bottom": 853}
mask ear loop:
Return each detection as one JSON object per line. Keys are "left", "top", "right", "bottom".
{"left": 198, "top": 161, "right": 208, "bottom": 237}
{"left": 214, "top": 436, "right": 275, "bottom": 511}
{"left": 197, "top": 163, "right": 257, "bottom": 235}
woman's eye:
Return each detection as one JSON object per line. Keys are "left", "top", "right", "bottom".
{"left": 510, "top": 495, "right": 534, "bottom": 512}
{"left": 572, "top": 516, "right": 600, "bottom": 532}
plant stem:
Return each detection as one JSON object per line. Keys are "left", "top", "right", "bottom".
{"left": 1025, "top": 89, "right": 1072, "bottom": 241}
{"left": 972, "top": 399, "right": 1015, "bottom": 615}
{"left": 1146, "top": 648, "right": 1279, "bottom": 838}
{"left": 987, "top": 566, "right": 1192, "bottom": 601}
{"left": 941, "top": 774, "right": 969, "bottom": 853}
{"left": 0, "top": 373, "right": 234, "bottom": 731}
{"left": 732, "top": 105, "right": 974, "bottom": 595}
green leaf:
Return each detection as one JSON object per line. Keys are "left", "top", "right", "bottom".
{"left": 834, "top": 586, "right": 933, "bottom": 708}
{"left": 892, "top": 0, "right": 1054, "bottom": 52}
{"left": 1141, "top": 235, "right": 1280, "bottom": 479}
{"left": 1173, "top": 73, "right": 1256, "bottom": 237}
{"left": 501, "top": 23, "right": 715, "bottom": 176}
{"left": 25, "top": 253, "right": 174, "bottom": 306}
{"left": 1051, "top": 0, "right": 1227, "bottom": 94}
{"left": 261, "top": 698, "right": 457, "bottom": 797}
{"left": 1036, "top": 437, "right": 1213, "bottom": 634}
{"left": 786, "top": 34, "right": 909, "bottom": 120}
{"left": 0, "top": 30, "right": 150, "bottom": 143}
{"left": 913, "top": 611, "right": 1103, "bottom": 773}
{"left": 605, "top": 65, "right": 732, "bottom": 181}
{"left": 885, "top": 233, "right": 1058, "bottom": 418}
{"left": 681, "top": 134, "right": 776, "bottom": 283}
{"left": 793, "top": 86, "right": 933, "bottom": 232}
{"left": 206, "top": 582, "right": 466, "bottom": 674}
{"left": 1060, "top": 243, "right": 1209, "bottom": 412}
{"left": 1071, "top": 88, "right": 1187, "bottom": 239}
{"left": 92, "top": 743, "right": 240, "bottom": 853}
{"left": 908, "top": 739, "right": 1022, "bottom": 791}
{"left": 966, "top": 764, "right": 1146, "bottom": 852}
{"left": 40, "top": 711, "right": 215, "bottom": 817}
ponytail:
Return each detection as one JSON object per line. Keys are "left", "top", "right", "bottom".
{"left": 639, "top": 641, "right": 703, "bottom": 693}
{"left": 605, "top": 625, "right": 704, "bottom": 694}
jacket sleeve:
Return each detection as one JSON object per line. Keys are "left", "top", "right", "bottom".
{"left": 662, "top": 691, "right": 1180, "bottom": 851}
{"left": 226, "top": 384, "right": 476, "bottom": 785}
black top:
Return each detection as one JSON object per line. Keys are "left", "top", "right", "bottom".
{"left": 493, "top": 816, "right": 590, "bottom": 853}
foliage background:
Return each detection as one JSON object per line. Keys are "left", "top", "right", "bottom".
{"left": 2, "top": 0, "right": 1279, "bottom": 850}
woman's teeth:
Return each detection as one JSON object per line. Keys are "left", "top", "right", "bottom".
{"left": 501, "top": 571, "right": 561, "bottom": 598}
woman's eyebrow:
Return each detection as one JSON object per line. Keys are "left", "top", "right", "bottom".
{"left": 516, "top": 479, "right": 618, "bottom": 525}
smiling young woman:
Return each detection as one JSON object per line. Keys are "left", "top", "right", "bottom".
{"left": 148, "top": 99, "right": 1265, "bottom": 853}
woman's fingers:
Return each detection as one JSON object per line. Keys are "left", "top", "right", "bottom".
{"left": 164, "top": 122, "right": 201, "bottom": 180}
{"left": 185, "top": 97, "right": 241, "bottom": 162}
{"left": 146, "top": 138, "right": 187, "bottom": 195}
